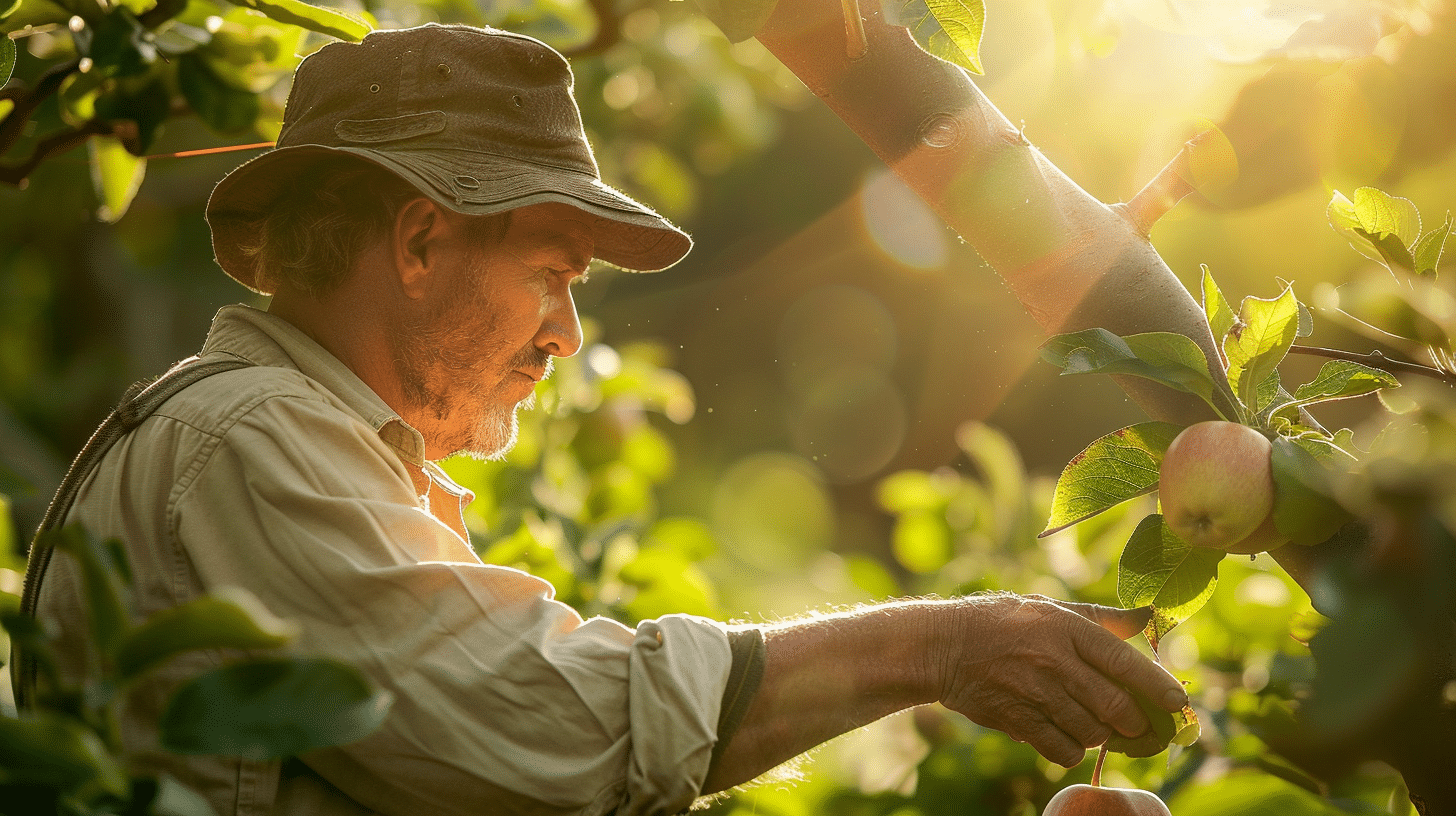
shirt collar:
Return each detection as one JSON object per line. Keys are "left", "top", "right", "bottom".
{"left": 199, "top": 304, "right": 430, "bottom": 467}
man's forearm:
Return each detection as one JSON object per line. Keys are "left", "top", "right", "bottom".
{"left": 701, "top": 594, "right": 1188, "bottom": 793}
{"left": 702, "top": 600, "right": 944, "bottom": 792}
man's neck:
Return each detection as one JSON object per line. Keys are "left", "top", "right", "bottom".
{"left": 268, "top": 281, "right": 412, "bottom": 415}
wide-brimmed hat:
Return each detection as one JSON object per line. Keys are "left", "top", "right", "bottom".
{"left": 206, "top": 23, "right": 692, "bottom": 293}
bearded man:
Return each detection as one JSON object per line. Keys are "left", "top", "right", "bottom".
{"left": 19, "top": 23, "right": 1187, "bottom": 816}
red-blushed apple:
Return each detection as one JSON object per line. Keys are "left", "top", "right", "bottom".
{"left": 1043, "top": 783, "right": 1172, "bottom": 816}
{"left": 1159, "top": 421, "right": 1276, "bottom": 552}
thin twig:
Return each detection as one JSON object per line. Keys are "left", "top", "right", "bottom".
{"left": 1, "top": 58, "right": 83, "bottom": 166}
{"left": 0, "top": 120, "right": 114, "bottom": 185}
{"left": 1288, "top": 344, "right": 1456, "bottom": 384}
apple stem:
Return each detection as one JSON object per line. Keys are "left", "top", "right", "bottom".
{"left": 1092, "top": 745, "right": 1108, "bottom": 787}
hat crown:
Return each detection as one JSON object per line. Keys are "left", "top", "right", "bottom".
{"left": 205, "top": 23, "right": 692, "bottom": 292}
{"left": 279, "top": 24, "right": 597, "bottom": 175}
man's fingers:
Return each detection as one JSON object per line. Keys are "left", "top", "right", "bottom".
{"left": 1045, "top": 691, "right": 1115, "bottom": 749}
{"left": 1011, "top": 718, "right": 1087, "bottom": 769}
{"left": 1063, "top": 667, "right": 1152, "bottom": 738}
{"left": 1056, "top": 599, "right": 1153, "bottom": 641}
{"left": 1073, "top": 622, "right": 1188, "bottom": 712}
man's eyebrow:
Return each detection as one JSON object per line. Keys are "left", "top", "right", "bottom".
{"left": 543, "top": 235, "right": 594, "bottom": 272}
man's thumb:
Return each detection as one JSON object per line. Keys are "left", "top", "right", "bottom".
{"left": 1058, "top": 600, "right": 1153, "bottom": 640}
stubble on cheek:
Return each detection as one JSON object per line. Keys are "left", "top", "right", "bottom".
{"left": 389, "top": 298, "right": 555, "bottom": 459}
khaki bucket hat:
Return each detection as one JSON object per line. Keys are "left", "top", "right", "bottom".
{"left": 206, "top": 23, "right": 692, "bottom": 293}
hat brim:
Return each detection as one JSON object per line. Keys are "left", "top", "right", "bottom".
{"left": 206, "top": 144, "right": 693, "bottom": 294}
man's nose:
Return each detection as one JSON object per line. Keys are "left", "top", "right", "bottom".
{"left": 538, "top": 288, "right": 583, "bottom": 358}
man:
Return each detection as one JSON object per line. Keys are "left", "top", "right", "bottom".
{"left": 27, "top": 23, "right": 1186, "bottom": 816}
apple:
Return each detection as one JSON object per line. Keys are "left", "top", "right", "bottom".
{"left": 1159, "top": 421, "right": 1277, "bottom": 552}
{"left": 1043, "top": 783, "right": 1172, "bottom": 816}
{"left": 1224, "top": 510, "right": 1290, "bottom": 555}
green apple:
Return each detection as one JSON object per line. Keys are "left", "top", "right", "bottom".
{"left": 1159, "top": 421, "right": 1276, "bottom": 551}
{"left": 1043, "top": 784, "right": 1172, "bottom": 816}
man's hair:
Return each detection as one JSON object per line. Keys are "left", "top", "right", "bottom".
{"left": 238, "top": 157, "right": 418, "bottom": 296}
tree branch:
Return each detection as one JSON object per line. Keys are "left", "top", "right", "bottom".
{"left": 0, "top": 119, "right": 115, "bottom": 185}
{"left": 0, "top": 58, "right": 83, "bottom": 172}
{"left": 1288, "top": 344, "right": 1456, "bottom": 385}
{"left": 1115, "top": 141, "right": 1195, "bottom": 237}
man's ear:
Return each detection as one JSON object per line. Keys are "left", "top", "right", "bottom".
{"left": 392, "top": 197, "right": 450, "bottom": 299}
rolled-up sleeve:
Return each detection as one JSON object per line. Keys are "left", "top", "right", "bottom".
{"left": 172, "top": 390, "right": 732, "bottom": 816}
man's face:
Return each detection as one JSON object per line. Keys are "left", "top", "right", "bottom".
{"left": 393, "top": 202, "right": 591, "bottom": 459}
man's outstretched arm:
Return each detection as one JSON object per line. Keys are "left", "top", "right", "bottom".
{"left": 702, "top": 593, "right": 1187, "bottom": 792}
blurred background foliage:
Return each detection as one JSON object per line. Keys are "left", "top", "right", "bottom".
{"left": 3, "top": 0, "right": 1456, "bottom": 813}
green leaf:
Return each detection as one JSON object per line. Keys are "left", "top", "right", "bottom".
{"left": 116, "top": 588, "right": 298, "bottom": 682}
{"left": 690, "top": 0, "right": 777, "bottom": 42}
{"left": 2, "top": 0, "right": 72, "bottom": 32}
{"left": 1286, "top": 360, "right": 1398, "bottom": 410}
{"left": 160, "top": 657, "right": 392, "bottom": 760}
{"left": 1105, "top": 686, "right": 1176, "bottom": 757}
{"left": 1201, "top": 265, "right": 1235, "bottom": 345}
{"left": 1328, "top": 188, "right": 1423, "bottom": 273}
{"left": 1224, "top": 287, "right": 1298, "bottom": 411}
{"left": 50, "top": 525, "right": 132, "bottom": 665}
{"left": 1, "top": 610, "right": 57, "bottom": 687}
{"left": 1117, "top": 514, "right": 1222, "bottom": 643}
{"left": 1041, "top": 422, "right": 1182, "bottom": 536}
{"left": 1295, "top": 300, "right": 1313, "bottom": 338}
{"left": 147, "top": 773, "right": 221, "bottom": 816}
{"left": 924, "top": 0, "right": 985, "bottom": 74}
{"left": 88, "top": 135, "right": 147, "bottom": 223}
{"left": 1254, "top": 369, "right": 1281, "bottom": 416}
{"left": 1352, "top": 186, "right": 1421, "bottom": 246}
{"left": 1, "top": 36, "right": 15, "bottom": 86}
{"left": 1167, "top": 771, "right": 1348, "bottom": 816}
{"left": 1171, "top": 705, "right": 1201, "bottom": 747}
{"left": 178, "top": 53, "right": 261, "bottom": 133}
{"left": 231, "top": 0, "right": 370, "bottom": 42}
{"left": 137, "top": 0, "right": 189, "bottom": 28}
{"left": 1354, "top": 226, "right": 1417, "bottom": 274}
{"left": 1041, "top": 329, "right": 1219, "bottom": 411}
{"left": 1413, "top": 214, "right": 1450, "bottom": 277}
{"left": 1331, "top": 427, "right": 1360, "bottom": 455}
{"left": 1270, "top": 437, "right": 1351, "bottom": 546}
{"left": 87, "top": 7, "right": 157, "bottom": 78}
{"left": 0, "top": 712, "right": 129, "bottom": 797}
{"left": 94, "top": 72, "right": 172, "bottom": 151}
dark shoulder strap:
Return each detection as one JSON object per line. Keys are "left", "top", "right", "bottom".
{"left": 13, "top": 355, "right": 255, "bottom": 709}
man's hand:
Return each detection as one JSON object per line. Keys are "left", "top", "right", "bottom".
{"left": 702, "top": 593, "right": 1187, "bottom": 793}
{"left": 934, "top": 593, "right": 1187, "bottom": 767}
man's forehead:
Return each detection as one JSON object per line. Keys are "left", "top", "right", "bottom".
{"left": 507, "top": 202, "right": 597, "bottom": 263}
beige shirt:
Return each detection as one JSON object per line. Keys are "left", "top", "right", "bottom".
{"left": 36, "top": 304, "right": 732, "bottom": 816}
